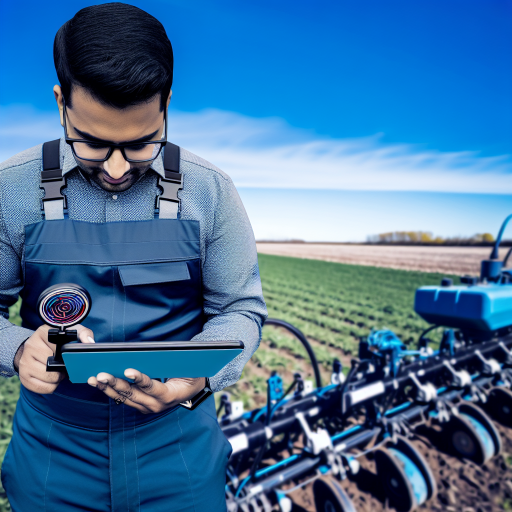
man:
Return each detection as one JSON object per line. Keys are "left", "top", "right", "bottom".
{"left": 0, "top": 3, "right": 267, "bottom": 511}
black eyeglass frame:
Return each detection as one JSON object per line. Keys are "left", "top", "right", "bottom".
{"left": 62, "top": 97, "right": 168, "bottom": 164}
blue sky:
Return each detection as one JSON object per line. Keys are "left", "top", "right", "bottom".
{"left": 1, "top": 0, "right": 511, "bottom": 241}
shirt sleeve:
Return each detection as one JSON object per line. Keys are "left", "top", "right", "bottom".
{"left": 0, "top": 201, "right": 35, "bottom": 378}
{"left": 190, "top": 173, "right": 268, "bottom": 393}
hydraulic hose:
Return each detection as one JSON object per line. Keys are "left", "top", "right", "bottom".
{"left": 264, "top": 318, "right": 322, "bottom": 389}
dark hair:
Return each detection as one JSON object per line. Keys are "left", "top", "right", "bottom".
{"left": 54, "top": 3, "right": 173, "bottom": 110}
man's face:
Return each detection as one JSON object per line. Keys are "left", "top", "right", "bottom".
{"left": 59, "top": 86, "right": 165, "bottom": 193}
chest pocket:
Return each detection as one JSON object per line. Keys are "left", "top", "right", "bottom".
{"left": 117, "top": 260, "right": 204, "bottom": 343}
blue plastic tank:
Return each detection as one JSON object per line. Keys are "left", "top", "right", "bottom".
{"left": 414, "top": 283, "right": 512, "bottom": 332}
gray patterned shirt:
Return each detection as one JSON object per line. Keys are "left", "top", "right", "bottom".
{"left": 0, "top": 137, "right": 267, "bottom": 392}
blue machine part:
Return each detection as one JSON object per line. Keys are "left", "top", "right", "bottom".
{"left": 388, "top": 448, "right": 428, "bottom": 506}
{"left": 460, "top": 413, "right": 495, "bottom": 462}
{"left": 368, "top": 330, "right": 405, "bottom": 350}
{"left": 439, "top": 329, "right": 456, "bottom": 356}
{"left": 268, "top": 373, "right": 284, "bottom": 401}
{"left": 414, "top": 283, "right": 512, "bottom": 332}
{"left": 365, "top": 330, "right": 421, "bottom": 377}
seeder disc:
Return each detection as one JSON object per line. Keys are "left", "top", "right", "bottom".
{"left": 313, "top": 477, "right": 357, "bottom": 512}
{"left": 374, "top": 436, "right": 435, "bottom": 512}
{"left": 486, "top": 386, "right": 512, "bottom": 428}
{"left": 448, "top": 414, "right": 482, "bottom": 462}
{"left": 459, "top": 413, "right": 494, "bottom": 462}
{"left": 375, "top": 449, "right": 417, "bottom": 512}
{"left": 448, "top": 403, "right": 502, "bottom": 465}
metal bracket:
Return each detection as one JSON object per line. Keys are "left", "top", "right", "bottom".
{"left": 498, "top": 342, "right": 512, "bottom": 366}
{"left": 442, "top": 360, "right": 472, "bottom": 388}
{"left": 382, "top": 415, "right": 409, "bottom": 442}
{"left": 296, "top": 412, "right": 333, "bottom": 456}
{"left": 409, "top": 373, "right": 437, "bottom": 403}
{"left": 432, "top": 400, "right": 452, "bottom": 423}
{"left": 475, "top": 350, "right": 501, "bottom": 375}
{"left": 469, "top": 383, "right": 488, "bottom": 404}
{"left": 331, "top": 359, "right": 346, "bottom": 385}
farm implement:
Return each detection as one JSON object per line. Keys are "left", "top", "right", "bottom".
{"left": 221, "top": 214, "right": 512, "bottom": 512}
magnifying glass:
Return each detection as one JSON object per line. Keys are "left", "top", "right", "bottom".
{"left": 37, "top": 283, "right": 92, "bottom": 371}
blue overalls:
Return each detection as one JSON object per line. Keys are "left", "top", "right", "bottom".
{"left": 1, "top": 140, "right": 231, "bottom": 511}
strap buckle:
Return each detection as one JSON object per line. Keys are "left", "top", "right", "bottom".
{"left": 155, "top": 170, "right": 183, "bottom": 210}
{"left": 40, "top": 170, "right": 68, "bottom": 211}
{"left": 40, "top": 140, "right": 68, "bottom": 218}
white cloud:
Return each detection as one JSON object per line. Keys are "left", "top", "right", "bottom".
{"left": 1, "top": 104, "right": 510, "bottom": 193}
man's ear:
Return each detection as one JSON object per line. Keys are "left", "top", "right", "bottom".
{"left": 53, "top": 85, "right": 64, "bottom": 126}
{"left": 166, "top": 90, "right": 172, "bottom": 109}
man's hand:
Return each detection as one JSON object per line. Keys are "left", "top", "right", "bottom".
{"left": 87, "top": 370, "right": 206, "bottom": 414}
{"left": 14, "top": 323, "right": 95, "bottom": 394}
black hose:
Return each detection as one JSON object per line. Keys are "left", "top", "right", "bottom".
{"left": 417, "top": 324, "right": 439, "bottom": 348}
{"left": 264, "top": 318, "right": 322, "bottom": 389}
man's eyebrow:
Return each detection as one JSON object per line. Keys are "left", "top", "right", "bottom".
{"left": 74, "top": 127, "right": 160, "bottom": 144}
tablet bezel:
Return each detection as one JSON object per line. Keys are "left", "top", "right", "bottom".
{"left": 61, "top": 340, "right": 244, "bottom": 353}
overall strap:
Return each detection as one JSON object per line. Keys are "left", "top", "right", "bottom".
{"left": 155, "top": 142, "right": 182, "bottom": 219}
{"left": 40, "top": 139, "right": 67, "bottom": 220}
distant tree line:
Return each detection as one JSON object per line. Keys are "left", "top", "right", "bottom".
{"left": 255, "top": 234, "right": 512, "bottom": 246}
{"left": 365, "top": 231, "right": 505, "bottom": 246}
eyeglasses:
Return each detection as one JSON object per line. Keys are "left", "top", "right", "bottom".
{"left": 62, "top": 98, "right": 168, "bottom": 163}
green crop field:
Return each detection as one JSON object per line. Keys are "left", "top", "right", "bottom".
{"left": 0, "top": 254, "right": 456, "bottom": 511}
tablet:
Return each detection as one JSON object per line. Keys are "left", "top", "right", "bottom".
{"left": 61, "top": 341, "right": 244, "bottom": 383}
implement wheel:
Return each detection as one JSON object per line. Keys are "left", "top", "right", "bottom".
{"left": 313, "top": 477, "right": 357, "bottom": 512}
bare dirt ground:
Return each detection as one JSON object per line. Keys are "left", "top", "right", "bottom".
{"left": 257, "top": 244, "right": 508, "bottom": 276}
{"left": 287, "top": 416, "right": 512, "bottom": 512}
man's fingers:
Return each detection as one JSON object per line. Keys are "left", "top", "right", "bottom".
{"left": 36, "top": 323, "right": 95, "bottom": 346}
{"left": 24, "top": 355, "right": 64, "bottom": 384}
{"left": 35, "top": 368, "right": 63, "bottom": 384}
{"left": 164, "top": 377, "right": 206, "bottom": 403}
{"left": 36, "top": 324, "right": 56, "bottom": 351}
{"left": 87, "top": 376, "right": 153, "bottom": 413}
{"left": 96, "top": 372, "right": 118, "bottom": 388}
{"left": 28, "top": 345, "right": 53, "bottom": 366}
{"left": 93, "top": 371, "right": 166, "bottom": 408}
{"left": 20, "top": 375, "right": 55, "bottom": 395}
{"left": 124, "top": 369, "right": 165, "bottom": 397}
{"left": 20, "top": 372, "right": 63, "bottom": 394}
{"left": 75, "top": 324, "right": 95, "bottom": 344}
{"left": 16, "top": 327, "right": 65, "bottom": 393}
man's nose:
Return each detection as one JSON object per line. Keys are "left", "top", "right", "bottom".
{"left": 103, "top": 149, "right": 130, "bottom": 179}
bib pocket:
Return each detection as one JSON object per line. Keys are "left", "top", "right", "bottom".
{"left": 118, "top": 259, "right": 204, "bottom": 343}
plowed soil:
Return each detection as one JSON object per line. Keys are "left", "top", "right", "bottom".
{"left": 285, "top": 414, "right": 512, "bottom": 512}
{"left": 256, "top": 244, "right": 508, "bottom": 276}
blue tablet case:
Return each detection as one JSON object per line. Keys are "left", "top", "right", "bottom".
{"left": 62, "top": 347, "right": 243, "bottom": 383}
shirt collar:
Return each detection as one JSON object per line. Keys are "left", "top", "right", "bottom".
{"left": 59, "top": 136, "right": 166, "bottom": 179}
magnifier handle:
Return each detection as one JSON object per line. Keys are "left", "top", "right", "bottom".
{"left": 46, "top": 328, "right": 78, "bottom": 372}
